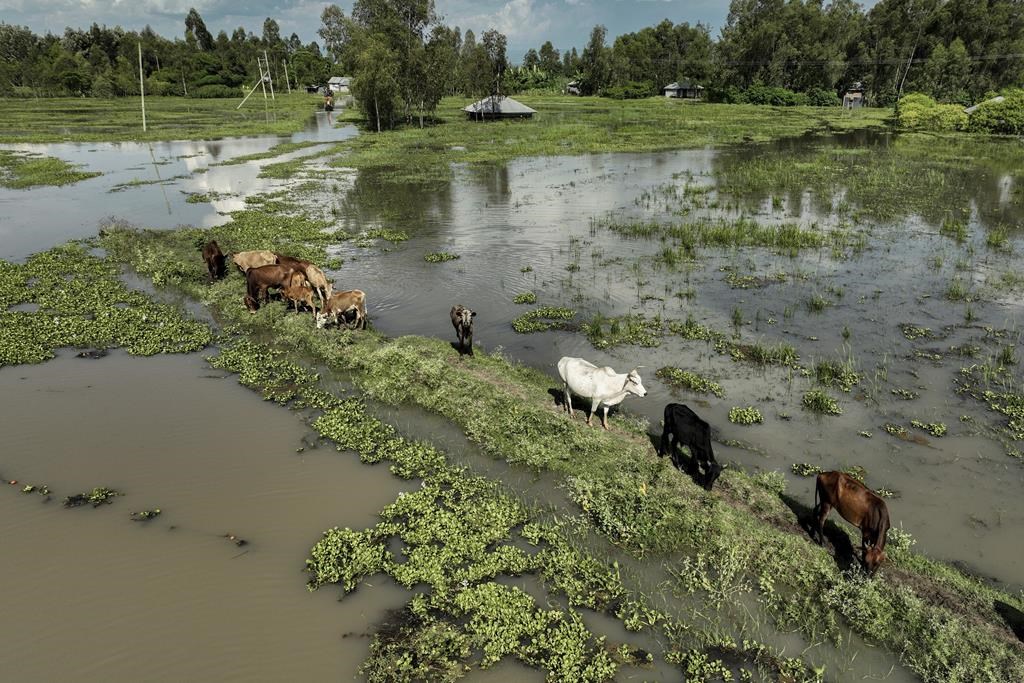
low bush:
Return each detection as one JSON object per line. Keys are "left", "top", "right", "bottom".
{"left": 896, "top": 93, "right": 967, "bottom": 132}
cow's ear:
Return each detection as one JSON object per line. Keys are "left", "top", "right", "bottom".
{"left": 471, "top": 311, "right": 477, "bottom": 317}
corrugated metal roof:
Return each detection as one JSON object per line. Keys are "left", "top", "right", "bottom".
{"left": 463, "top": 96, "right": 537, "bottom": 115}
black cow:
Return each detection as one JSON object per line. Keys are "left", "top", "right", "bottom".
{"left": 658, "top": 403, "right": 723, "bottom": 491}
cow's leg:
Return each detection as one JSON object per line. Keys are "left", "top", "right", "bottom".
{"left": 586, "top": 401, "right": 596, "bottom": 427}
{"left": 659, "top": 429, "right": 671, "bottom": 457}
{"left": 563, "top": 383, "right": 573, "bottom": 418}
{"left": 466, "top": 330, "right": 473, "bottom": 356}
{"left": 601, "top": 405, "right": 609, "bottom": 430}
{"left": 814, "top": 502, "right": 831, "bottom": 547}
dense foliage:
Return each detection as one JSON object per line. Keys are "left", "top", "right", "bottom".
{"left": 1, "top": 0, "right": 1021, "bottom": 128}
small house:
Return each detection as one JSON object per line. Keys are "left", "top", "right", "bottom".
{"left": 463, "top": 95, "right": 536, "bottom": 120}
{"left": 663, "top": 81, "right": 704, "bottom": 99}
{"left": 843, "top": 82, "right": 866, "bottom": 109}
{"left": 566, "top": 80, "right": 581, "bottom": 96}
{"left": 327, "top": 76, "right": 351, "bottom": 94}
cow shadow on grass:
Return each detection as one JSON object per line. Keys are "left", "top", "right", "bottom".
{"left": 547, "top": 388, "right": 619, "bottom": 423}
{"left": 780, "top": 493, "right": 858, "bottom": 572}
{"left": 449, "top": 341, "right": 473, "bottom": 357}
{"left": 994, "top": 600, "right": 1024, "bottom": 642}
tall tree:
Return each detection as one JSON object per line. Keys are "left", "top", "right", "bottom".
{"left": 318, "top": 4, "right": 350, "bottom": 64}
{"left": 579, "top": 25, "right": 610, "bottom": 95}
{"left": 185, "top": 8, "right": 214, "bottom": 51}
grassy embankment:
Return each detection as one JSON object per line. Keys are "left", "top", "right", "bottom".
{"left": 324, "top": 96, "right": 891, "bottom": 184}
{"left": 92, "top": 215, "right": 1024, "bottom": 682}
{"left": 0, "top": 149, "right": 101, "bottom": 188}
{"left": 0, "top": 92, "right": 321, "bottom": 143}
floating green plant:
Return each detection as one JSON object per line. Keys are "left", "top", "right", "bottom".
{"left": 801, "top": 389, "right": 841, "bottom": 415}
{"left": 656, "top": 366, "right": 725, "bottom": 398}
{"left": 728, "top": 406, "right": 763, "bottom": 425}
{"left": 424, "top": 251, "right": 461, "bottom": 263}
{"left": 513, "top": 291, "right": 537, "bottom": 305}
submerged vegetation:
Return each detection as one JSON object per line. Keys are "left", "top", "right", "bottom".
{"left": 0, "top": 150, "right": 101, "bottom": 188}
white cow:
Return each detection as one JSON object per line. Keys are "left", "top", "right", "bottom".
{"left": 557, "top": 356, "right": 647, "bottom": 430}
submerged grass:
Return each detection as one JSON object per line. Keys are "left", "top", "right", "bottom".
{"left": 0, "top": 149, "right": 101, "bottom": 188}
{"left": 325, "top": 97, "right": 888, "bottom": 185}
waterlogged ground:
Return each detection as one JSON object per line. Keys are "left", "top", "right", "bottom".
{"left": 317, "top": 132, "right": 1024, "bottom": 585}
{"left": 3, "top": 108, "right": 1024, "bottom": 681}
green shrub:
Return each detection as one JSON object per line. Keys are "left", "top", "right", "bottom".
{"left": 968, "top": 89, "right": 1024, "bottom": 135}
{"left": 896, "top": 93, "right": 967, "bottom": 131}
{"left": 806, "top": 87, "right": 840, "bottom": 107}
{"left": 603, "top": 81, "right": 657, "bottom": 100}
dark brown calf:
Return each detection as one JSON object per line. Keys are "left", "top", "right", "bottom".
{"left": 244, "top": 264, "right": 296, "bottom": 311}
{"left": 813, "top": 471, "right": 890, "bottom": 575}
{"left": 202, "top": 239, "right": 226, "bottom": 281}
{"left": 450, "top": 304, "right": 476, "bottom": 356}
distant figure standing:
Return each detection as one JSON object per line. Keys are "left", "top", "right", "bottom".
{"left": 324, "top": 93, "right": 334, "bottom": 112}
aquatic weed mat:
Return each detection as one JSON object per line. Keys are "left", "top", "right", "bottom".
{"left": 0, "top": 243, "right": 209, "bottom": 366}
{"left": 0, "top": 149, "right": 101, "bottom": 189}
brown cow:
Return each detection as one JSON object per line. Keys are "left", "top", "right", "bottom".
{"left": 450, "top": 304, "right": 476, "bottom": 356}
{"left": 282, "top": 278, "right": 316, "bottom": 314}
{"left": 813, "top": 471, "right": 890, "bottom": 575}
{"left": 232, "top": 250, "right": 277, "bottom": 273}
{"left": 316, "top": 289, "right": 366, "bottom": 329}
{"left": 244, "top": 264, "right": 297, "bottom": 311}
{"left": 202, "top": 239, "right": 226, "bottom": 281}
{"left": 274, "top": 254, "right": 333, "bottom": 308}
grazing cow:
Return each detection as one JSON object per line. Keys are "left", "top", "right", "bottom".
{"left": 232, "top": 250, "right": 277, "bottom": 273}
{"left": 282, "top": 279, "right": 316, "bottom": 314}
{"left": 201, "top": 239, "right": 226, "bottom": 281}
{"left": 556, "top": 357, "right": 647, "bottom": 430}
{"left": 813, "top": 471, "right": 891, "bottom": 575}
{"left": 658, "top": 403, "right": 724, "bottom": 491}
{"left": 316, "top": 289, "right": 367, "bottom": 329}
{"left": 275, "top": 254, "right": 333, "bottom": 308}
{"left": 244, "top": 263, "right": 297, "bottom": 310}
{"left": 450, "top": 305, "right": 476, "bottom": 356}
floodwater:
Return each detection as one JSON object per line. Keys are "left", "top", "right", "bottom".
{"left": 0, "top": 350, "right": 412, "bottom": 680}
{"left": 0, "top": 110, "right": 355, "bottom": 261}
{"left": 3, "top": 116, "right": 1024, "bottom": 679}
{"left": 320, "top": 138, "right": 1024, "bottom": 587}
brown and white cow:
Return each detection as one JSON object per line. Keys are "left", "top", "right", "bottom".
{"left": 450, "top": 304, "right": 476, "bottom": 356}
{"left": 316, "top": 289, "right": 367, "bottom": 329}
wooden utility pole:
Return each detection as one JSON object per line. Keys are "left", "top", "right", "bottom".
{"left": 282, "top": 60, "right": 291, "bottom": 93}
{"left": 263, "top": 51, "right": 276, "bottom": 100}
{"left": 138, "top": 42, "right": 147, "bottom": 132}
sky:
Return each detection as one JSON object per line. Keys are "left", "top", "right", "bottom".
{"left": 1, "top": 0, "right": 879, "bottom": 60}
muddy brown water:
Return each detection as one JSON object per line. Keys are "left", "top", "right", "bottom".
{"left": 0, "top": 351, "right": 413, "bottom": 681}
{"left": 3, "top": 123, "right": 1023, "bottom": 679}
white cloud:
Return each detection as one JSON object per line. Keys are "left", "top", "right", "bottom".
{"left": 452, "top": 0, "right": 550, "bottom": 41}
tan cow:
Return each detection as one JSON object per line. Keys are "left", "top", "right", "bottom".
{"left": 282, "top": 279, "right": 316, "bottom": 314}
{"left": 275, "top": 254, "right": 333, "bottom": 308}
{"left": 232, "top": 250, "right": 277, "bottom": 273}
{"left": 315, "top": 289, "right": 366, "bottom": 329}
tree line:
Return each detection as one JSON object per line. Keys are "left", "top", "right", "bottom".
{"left": 1, "top": 0, "right": 1021, "bottom": 121}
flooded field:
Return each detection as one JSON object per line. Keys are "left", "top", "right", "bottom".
{"left": 2, "top": 111, "right": 1023, "bottom": 681}
{"left": 0, "top": 111, "right": 353, "bottom": 261}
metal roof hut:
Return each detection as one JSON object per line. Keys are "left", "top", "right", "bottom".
{"left": 463, "top": 95, "right": 536, "bottom": 120}
{"left": 663, "top": 81, "right": 704, "bottom": 99}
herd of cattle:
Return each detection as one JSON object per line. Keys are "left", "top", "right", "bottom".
{"left": 201, "top": 239, "right": 891, "bottom": 576}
